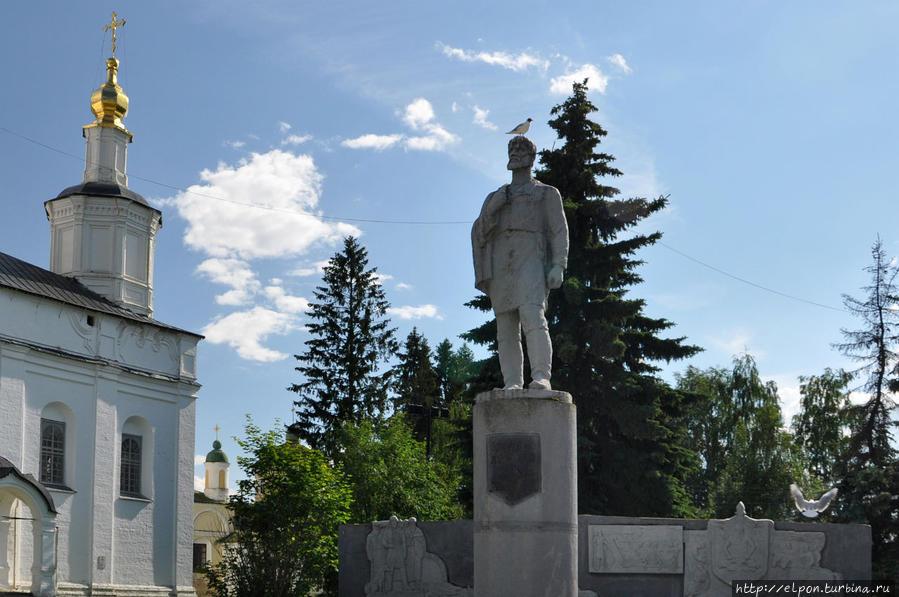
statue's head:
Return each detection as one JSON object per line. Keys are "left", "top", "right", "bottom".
{"left": 507, "top": 135, "right": 537, "bottom": 171}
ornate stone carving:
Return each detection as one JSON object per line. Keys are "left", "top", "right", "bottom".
{"left": 588, "top": 525, "right": 682, "bottom": 574}
{"left": 486, "top": 433, "right": 541, "bottom": 506}
{"left": 709, "top": 502, "right": 771, "bottom": 584}
{"left": 365, "top": 517, "right": 471, "bottom": 597}
{"left": 116, "top": 321, "right": 179, "bottom": 370}
{"left": 770, "top": 530, "right": 841, "bottom": 580}
{"left": 68, "top": 311, "right": 98, "bottom": 355}
{"left": 682, "top": 504, "right": 842, "bottom": 596}
{"left": 684, "top": 530, "right": 711, "bottom": 597}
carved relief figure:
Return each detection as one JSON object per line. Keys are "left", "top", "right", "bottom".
{"left": 472, "top": 136, "right": 568, "bottom": 390}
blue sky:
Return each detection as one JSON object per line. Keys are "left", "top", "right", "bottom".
{"left": 3, "top": 2, "right": 898, "bottom": 488}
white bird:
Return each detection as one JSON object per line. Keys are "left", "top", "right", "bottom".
{"left": 790, "top": 484, "right": 838, "bottom": 518}
{"left": 506, "top": 118, "right": 532, "bottom": 135}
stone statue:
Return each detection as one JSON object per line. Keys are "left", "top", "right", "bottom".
{"left": 472, "top": 135, "right": 569, "bottom": 390}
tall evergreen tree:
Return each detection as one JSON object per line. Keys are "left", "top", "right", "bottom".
{"left": 435, "top": 339, "right": 477, "bottom": 405}
{"left": 393, "top": 327, "right": 440, "bottom": 452}
{"left": 289, "top": 236, "right": 397, "bottom": 455}
{"left": 835, "top": 237, "right": 899, "bottom": 467}
{"left": 833, "top": 237, "right": 899, "bottom": 579}
{"left": 465, "top": 80, "right": 700, "bottom": 516}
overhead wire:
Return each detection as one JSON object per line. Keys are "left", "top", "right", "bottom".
{"left": 1, "top": 125, "right": 845, "bottom": 311}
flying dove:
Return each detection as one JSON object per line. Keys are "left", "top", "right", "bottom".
{"left": 506, "top": 118, "right": 532, "bottom": 135}
{"left": 790, "top": 484, "right": 838, "bottom": 518}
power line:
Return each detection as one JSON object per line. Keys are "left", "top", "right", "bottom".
{"left": 2, "top": 125, "right": 846, "bottom": 311}
{"left": 658, "top": 241, "right": 843, "bottom": 312}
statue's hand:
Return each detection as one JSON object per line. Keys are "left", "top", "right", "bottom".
{"left": 547, "top": 265, "right": 564, "bottom": 289}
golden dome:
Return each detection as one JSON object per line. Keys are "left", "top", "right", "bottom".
{"left": 87, "top": 57, "right": 131, "bottom": 136}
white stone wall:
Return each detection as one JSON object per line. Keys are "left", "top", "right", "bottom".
{"left": 0, "top": 286, "right": 200, "bottom": 595}
{"left": 45, "top": 194, "right": 161, "bottom": 317}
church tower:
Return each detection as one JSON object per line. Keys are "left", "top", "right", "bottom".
{"left": 44, "top": 15, "right": 161, "bottom": 317}
{"left": 203, "top": 435, "right": 230, "bottom": 502}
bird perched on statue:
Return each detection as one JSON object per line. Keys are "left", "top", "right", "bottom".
{"left": 789, "top": 484, "right": 838, "bottom": 518}
{"left": 506, "top": 118, "right": 532, "bottom": 135}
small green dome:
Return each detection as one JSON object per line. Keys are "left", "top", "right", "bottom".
{"left": 205, "top": 440, "right": 229, "bottom": 464}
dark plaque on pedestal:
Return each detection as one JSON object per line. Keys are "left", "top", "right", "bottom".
{"left": 487, "top": 433, "right": 541, "bottom": 505}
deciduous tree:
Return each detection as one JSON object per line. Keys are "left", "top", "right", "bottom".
{"left": 206, "top": 418, "right": 351, "bottom": 597}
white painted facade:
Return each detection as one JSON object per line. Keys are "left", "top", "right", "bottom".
{"left": 0, "top": 45, "right": 202, "bottom": 597}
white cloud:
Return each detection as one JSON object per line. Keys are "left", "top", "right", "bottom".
{"left": 343, "top": 99, "right": 458, "bottom": 154}
{"left": 202, "top": 306, "right": 298, "bottom": 362}
{"left": 342, "top": 134, "right": 403, "bottom": 151}
{"left": 451, "top": 102, "right": 460, "bottom": 113}
{"left": 438, "top": 43, "right": 549, "bottom": 72}
{"left": 195, "top": 454, "right": 206, "bottom": 466}
{"left": 403, "top": 98, "right": 436, "bottom": 130}
{"left": 165, "top": 150, "right": 359, "bottom": 260}
{"left": 405, "top": 126, "right": 458, "bottom": 151}
{"left": 607, "top": 53, "right": 632, "bottom": 74}
{"left": 164, "top": 150, "right": 362, "bottom": 363}
{"left": 389, "top": 304, "right": 442, "bottom": 320}
{"left": 289, "top": 260, "right": 330, "bottom": 277}
{"left": 373, "top": 273, "right": 393, "bottom": 283}
{"left": 263, "top": 284, "right": 310, "bottom": 314}
{"left": 549, "top": 64, "right": 609, "bottom": 95}
{"left": 766, "top": 374, "right": 802, "bottom": 424}
{"left": 195, "top": 475, "right": 204, "bottom": 491}
{"left": 396, "top": 282, "right": 413, "bottom": 290}
{"left": 196, "top": 258, "right": 261, "bottom": 306}
{"left": 282, "top": 134, "right": 312, "bottom": 146}
{"left": 278, "top": 121, "right": 292, "bottom": 133}
{"left": 473, "top": 106, "right": 497, "bottom": 130}
{"left": 401, "top": 98, "right": 459, "bottom": 152}
{"left": 225, "top": 140, "right": 245, "bottom": 149}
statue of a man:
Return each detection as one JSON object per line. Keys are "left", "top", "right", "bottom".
{"left": 472, "top": 135, "right": 569, "bottom": 390}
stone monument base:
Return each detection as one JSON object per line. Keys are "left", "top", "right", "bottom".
{"left": 473, "top": 389, "right": 577, "bottom": 597}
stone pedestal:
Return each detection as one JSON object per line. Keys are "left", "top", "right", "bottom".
{"left": 473, "top": 389, "right": 577, "bottom": 597}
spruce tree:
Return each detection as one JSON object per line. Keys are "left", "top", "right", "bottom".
{"left": 833, "top": 237, "right": 899, "bottom": 579}
{"left": 393, "top": 327, "right": 441, "bottom": 452}
{"left": 289, "top": 236, "right": 397, "bottom": 456}
{"left": 465, "top": 80, "right": 700, "bottom": 516}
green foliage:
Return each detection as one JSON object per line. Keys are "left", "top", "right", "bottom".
{"left": 835, "top": 237, "right": 899, "bottom": 468}
{"left": 393, "top": 328, "right": 440, "bottom": 451}
{"left": 434, "top": 339, "right": 478, "bottom": 404}
{"left": 290, "top": 236, "right": 398, "bottom": 457}
{"left": 791, "top": 368, "right": 853, "bottom": 484}
{"left": 832, "top": 238, "right": 899, "bottom": 581}
{"left": 336, "top": 415, "right": 465, "bottom": 524}
{"left": 206, "top": 418, "right": 351, "bottom": 597}
{"left": 677, "top": 355, "right": 801, "bottom": 520}
{"left": 465, "top": 79, "right": 701, "bottom": 516}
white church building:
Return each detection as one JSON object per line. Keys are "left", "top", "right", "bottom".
{"left": 0, "top": 28, "right": 201, "bottom": 597}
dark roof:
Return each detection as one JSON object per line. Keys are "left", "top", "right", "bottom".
{"left": 0, "top": 251, "right": 199, "bottom": 337}
{"left": 194, "top": 490, "right": 227, "bottom": 504}
{"left": 0, "top": 456, "right": 57, "bottom": 513}
{"left": 51, "top": 181, "right": 153, "bottom": 209}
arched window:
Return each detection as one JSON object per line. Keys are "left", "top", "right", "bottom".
{"left": 39, "top": 402, "right": 76, "bottom": 491}
{"left": 40, "top": 419, "right": 65, "bottom": 487}
{"left": 120, "top": 416, "right": 153, "bottom": 500}
{"left": 120, "top": 435, "right": 142, "bottom": 497}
